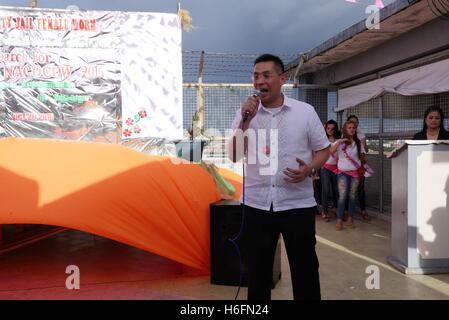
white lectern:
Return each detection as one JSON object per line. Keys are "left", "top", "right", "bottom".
{"left": 388, "top": 140, "right": 449, "bottom": 274}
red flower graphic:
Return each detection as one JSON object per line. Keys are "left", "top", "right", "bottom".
{"left": 123, "top": 129, "right": 132, "bottom": 137}
{"left": 126, "top": 118, "right": 134, "bottom": 126}
{"left": 134, "top": 126, "right": 141, "bottom": 134}
{"left": 139, "top": 110, "right": 147, "bottom": 118}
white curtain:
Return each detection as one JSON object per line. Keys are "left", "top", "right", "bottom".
{"left": 337, "top": 58, "right": 449, "bottom": 111}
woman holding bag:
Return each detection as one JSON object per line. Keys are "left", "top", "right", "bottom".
{"left": 330, "top": 121, "right": 369, "bottom": 231}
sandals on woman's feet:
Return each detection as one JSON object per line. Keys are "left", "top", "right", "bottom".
{"left": 321, "top": 213, "right": 330, "bottom": 222}
{"left": 361, "top": 211, "right": 371, "bottom": 221}
{"left": 336, "top": 219, "right": 343, "bottom": 231}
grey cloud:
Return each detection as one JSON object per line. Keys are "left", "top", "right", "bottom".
{"left": 0, "top": 0, "right": 395, "bottom": 54}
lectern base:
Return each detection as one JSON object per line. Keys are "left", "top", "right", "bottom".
{"left": 388, "top": 256, "right": 449, "bottom": 274}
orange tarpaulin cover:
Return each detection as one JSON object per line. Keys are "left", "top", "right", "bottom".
{"left": 0, "top": 138, "right": 241, "bottom": 271}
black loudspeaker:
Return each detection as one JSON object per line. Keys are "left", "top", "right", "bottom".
{"left": 210, "top": 200, "right": 282, "bottom": 288}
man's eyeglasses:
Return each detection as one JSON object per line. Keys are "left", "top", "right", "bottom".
{"left": 252, "top": 72, "right": 283, "bottom": 81}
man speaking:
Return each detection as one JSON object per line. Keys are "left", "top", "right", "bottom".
{"left": 228, "top": 54, "right": 329, "bottom": 300}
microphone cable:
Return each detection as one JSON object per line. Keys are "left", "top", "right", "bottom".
{"left": 228, "top": 111, "right": 250, "bottom": 300}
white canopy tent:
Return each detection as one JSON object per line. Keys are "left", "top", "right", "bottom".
{"left": 337, "top": 58, "right": 449, "bottom": 112}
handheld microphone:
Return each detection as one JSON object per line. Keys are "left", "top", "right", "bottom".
{"left": 252, "top": 89, "right": 261, "bottom": 98}
{"left": 243, "top": 90, "right": 261, "bottom": 122}
{"left": 243, "top": 111, "right": 250, "bottom": 122}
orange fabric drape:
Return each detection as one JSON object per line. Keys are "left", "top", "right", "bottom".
{"left": 0, "top": 138, "right": 241, "bottom": 271}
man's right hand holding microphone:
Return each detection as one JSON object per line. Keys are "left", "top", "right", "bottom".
{"left": 240, "top": 90, "right": 261, "bottom": 130}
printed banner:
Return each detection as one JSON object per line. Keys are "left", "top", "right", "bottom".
{"left": 0, "top": 7, "right": 183, "bottom": 141}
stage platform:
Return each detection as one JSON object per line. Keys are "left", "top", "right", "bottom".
{"left": 1, "top": 214, "right": 449, "bottom": 300}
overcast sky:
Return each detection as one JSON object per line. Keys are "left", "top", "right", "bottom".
{"left": 1, "top": 0, "right": 395, "bottom": 55}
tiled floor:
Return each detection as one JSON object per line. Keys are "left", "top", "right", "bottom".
{"left": 1, "top": 214, "right": 449, "bottom": 300}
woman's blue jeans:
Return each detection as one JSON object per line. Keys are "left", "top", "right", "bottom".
{"left": 337, "top": 173, "right": 359, "bottom": 219}
{"left": 320, "top": 167, "right": 338, "bottom": 214}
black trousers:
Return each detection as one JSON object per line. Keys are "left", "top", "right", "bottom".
{"left": 244, "top": 205, "right": 321, "bottom": 300}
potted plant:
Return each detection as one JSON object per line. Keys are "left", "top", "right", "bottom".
{"left": 174, "top": 111, "right": 207, "bottom": 162}
{"left": 175, "top": 48, "right": 208, "bottom": 162}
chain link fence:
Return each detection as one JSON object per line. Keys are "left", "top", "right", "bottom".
{"left": 183, "top": 51, "right": 449, "bottom": 216}
{"left": 183, "top": 82, "right": 334, "bottom": 193}
{"left": 181, "top": 52, "right": 339, "bottom": 208}
{"left": 184, "top": 81, "right": 449, "bottom": 216}
{"left": 342, "top": 91, "right": 449, "bottom": 214}
{"left": 183, "top": 83, "right": 313, "bottom": 174}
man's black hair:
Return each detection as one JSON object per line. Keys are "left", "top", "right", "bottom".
{"left": 254, "top": 54, "right": 285, "bottom": 74}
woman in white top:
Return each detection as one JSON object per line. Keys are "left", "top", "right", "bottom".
{"left": 330, "top": 121, "right": 366, "bottom": 231}
{"left": 320, "top": 120, "right": 340, "bottom": 222}
{"left": 347, "top": 115, "right": 370, "bottom": 221}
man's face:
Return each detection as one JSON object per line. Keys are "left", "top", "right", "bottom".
{"left": 252, "top": 61, "right": 286, "bottom": 105}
